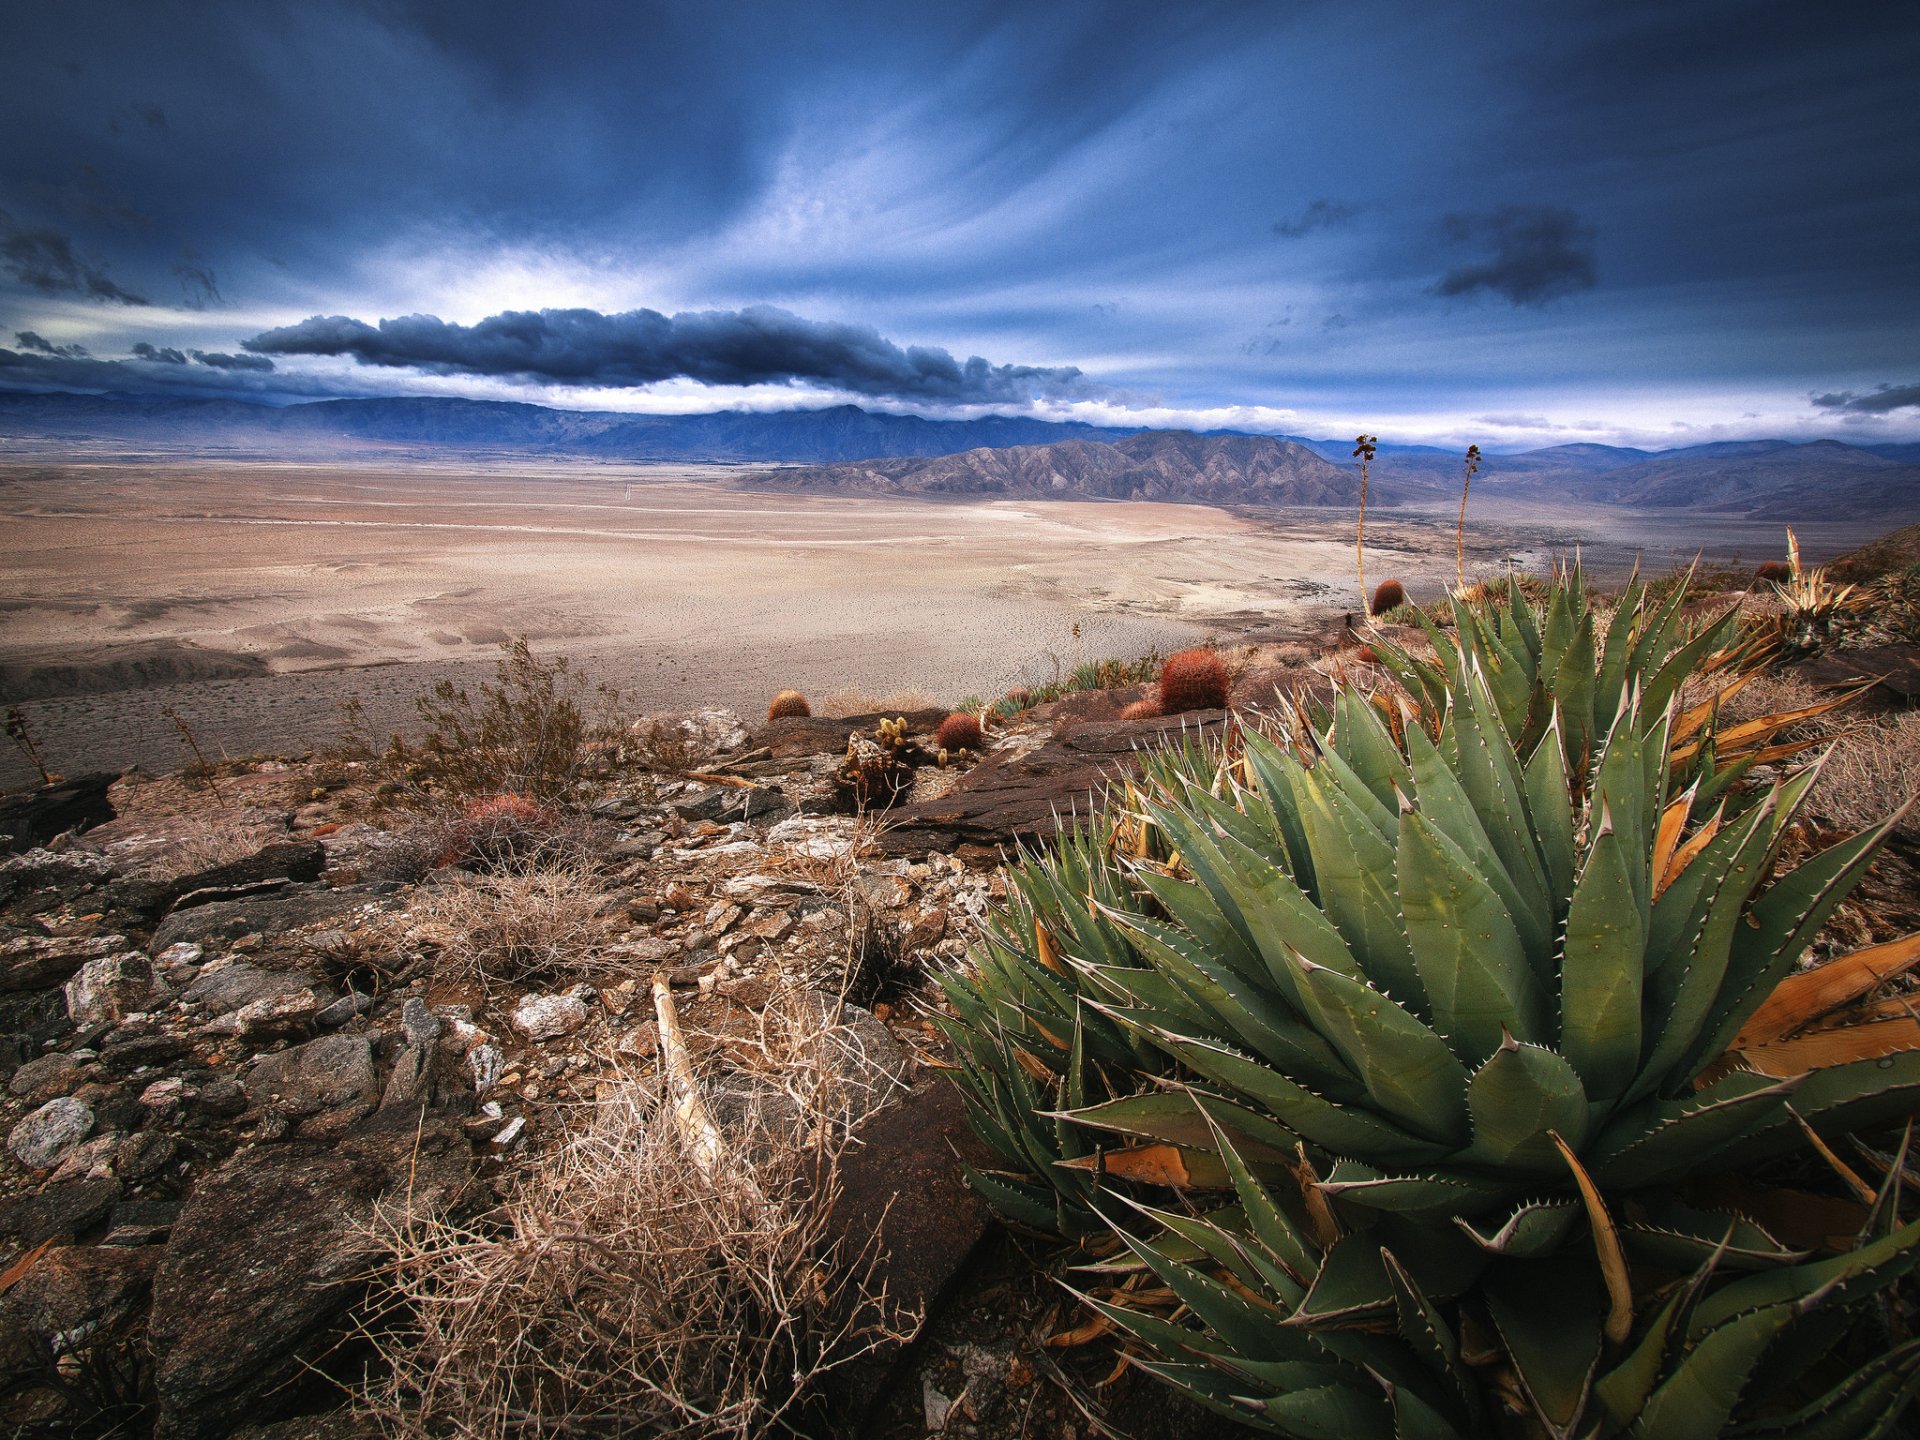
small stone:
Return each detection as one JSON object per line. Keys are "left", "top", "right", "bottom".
{"left": 400, "top": 996, "right": 442, "bottom": 1050}
{"left": 511, "top": 992, "right": 589, "bottom": 1041}
{"left": 314, "top": 990, "right": 374, "bottom": 1027}
{"left": 115, "top": 1129, "right": 178, "bottom": 1183}
{"left": 156, "top": 941, "right": 203, "bottom": 967}
{"left": 9, "top": 1096, "right": 95, "bottom": 1170}
{"left": 50, "top": 1131, "right": 125, "bottom": 1182}
{"left": 467, "top": 1043, "right": 503, "bottom": 1095}
{"left": 65, "top": 951, "right": 159, "bottom": 1023}
{"left": 490, "top": 1115, "right": 526, "bottom": 1148}
{"left": 140, "top": 1076, "right": 195, "bottom": 1114}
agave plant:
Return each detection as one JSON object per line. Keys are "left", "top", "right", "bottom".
{"left": 940, "top": 588, "right": 1920, "bottom": 1434}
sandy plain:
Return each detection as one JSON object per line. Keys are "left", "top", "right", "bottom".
{"left": 0, "top": 457, "right": 1891, "bottom": 787}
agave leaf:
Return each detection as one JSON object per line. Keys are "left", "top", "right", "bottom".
{"left": 1633, "top": 798, "right": 1782, "bottom": 1100}
{"left": 1732, "top": 1019, "right": 1920, "bottom": 1078}
{"left": 1330, "top": 687, "right": 1415, "bottom": 810}
{"left": 1485, "top": 1255, "right": 1605, "bottom": 1439}
{"left": 1592, "top": 1236, "right": 1727, "bottom": 1429}
{"left": 1388, "top": 1385, "right": 1472, "bottom": 1440}
{"left": 1381, "top": 1247, "right": 1483, "bottom": 1432}
{"left": 1058, "top": 1088, "right": 1297, "bottom": 1165}
{"left": 1463, "top": 1034, "right": 1590, "bottom": 1173}
{"left": 1134, "top": 839, "right": 1267, "bottom": 984}
{"left": 1294, "top": 959, "right": 1472, "bottom": 1146}
{"left": 1454, "top": 661, "right": 1553, "bottom": 909}
{"left": 1294, "top": 764, "right": 1429, "bottom": 1009}
{"left": 1723, "top": 1339, "right": 1920, "bottom": 1439}
{"left": 1456, "top": 1197, "right": 1582, "bottom": 1257}
{"left": 1242, "top": 730, "right": 1321, "bottom": 888}
{"left": 1705, "top": 1049, "right": 1920, "bottom": 1175}
{"left": 1153, "top": 1030, "right": 1455, "bottom": 1165}
{"left": 1408, "top": 722, "right": 1554, "bottom": 968}
{"left": 1071, "top": 1288, "right": 1237, "bottom": 1365}
{"left": 1687, "top": 813, "right": 1909, "bottom": 1076}
{"left": 1398, "top": 809, "right": 1548, "bottom": 1060}
{"left": 1593, "top": 577, "right": 1645, "bottom": 728}
{"left": 964, "top": 1163, "right": 1082, "bottom": 1234}
{"left": 1559, "top": 804, "right": 1648, "bottom": 1102}
{"left": 1290, "top": 1233, "right": 1454, "bottom": 1329}
{"left": 1736, "top": 932, "right": 1920, "bottom": 1048}
{"left": 1104, "top": 907, "right": 1353, "bottom": 1085}
{"left": 1201, "top": 1104, "right": 1323, "bottom": 1285}
{"left": 1550, "top": 612, "right": 1599, "bottom": 768}
{"left": 1523, "top": 710, "right": 1578, "bottom": 921}
{"left": 1588, "top": 1070, "right": 1803, "bottom": 1187}
{"left": 1628, "top": 1290, "right": 1801, "bottom": 1437}
{"left": 1117, "top": 1227, "right": 1301, "bottom": 1362}
{"left": 1621, "top": 1197, "right": 1812, "bottom": 1272}
{"left": 1146, "top": 1360, "right": 1393, "bottom": 1440}
{"left": 1689, "top": 1216, "right": 1920, "bottom": 1337}
{"left": 1316, "top": 1159, "right": 1509, "bottom": 1216}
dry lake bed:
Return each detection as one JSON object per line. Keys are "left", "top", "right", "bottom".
{"left": 0, "top": 457, "right": 1890, "bottom": 786}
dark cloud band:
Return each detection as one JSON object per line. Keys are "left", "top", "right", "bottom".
{"left": 0, "top": 210, "right": 149, "bottom": 304}
{"left": 1812, "top": 383, "right": 1920, "bottom": 415}
{"left": 242, "top": 305, "right": 1094, "bottom": 404}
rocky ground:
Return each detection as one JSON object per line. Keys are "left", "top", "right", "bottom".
{"left": 3, "top": 604, "right": 1915, "bottom": 1440}
{"left": 0, "top": 628, "right": 1355, "bottom": 1440}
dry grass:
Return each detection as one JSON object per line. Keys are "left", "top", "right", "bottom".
{"left": 1810, "top": 711, "right": 1920, "bottom": 835}
{"left": 358, "top": 986, "right": 910, "bottom": 1439}
{"left": 115, "top": 817, "right": 282, "bottom": 881}
{"left": 406, "top": 862, "right": 613, "bottom": 986}
{"left": 369, "top": 802, "right": 609, "bottom": 882}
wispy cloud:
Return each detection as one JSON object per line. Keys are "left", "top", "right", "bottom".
{"left": 1811, "top": 382, "right": 1920, "bottom": 414}
{"left": 0, "top": 210, "right": 147, "bottom": 303}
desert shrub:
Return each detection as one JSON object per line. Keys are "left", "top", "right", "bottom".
{"left": 369, "top": 798, "right": 607, "bottom": 880}
{"left": 1156, "top": 646, "right": 1230, "bottom": 713}
{"left": 361, "top": 990, "right": 906, "bottom": 1439}
{"left": 393, "top": 639, "right": 591, "bottom": 800}
{"left": 1118, "top": 697, "right": 1161, "bottom": 721}
{"left": 407, "top": 862, "right": 611, "bottom": 985}
{"left": 767, "top": 690, "right": 811, "bottom": 720}
{"left": 934, "top": 711, "right": 983, "bottom": 754}
{"left": 1367, "top": 576, "right": 1407, "bottom": 616}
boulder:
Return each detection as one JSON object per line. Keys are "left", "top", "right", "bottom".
{"left": 0, "top": 1243, "right": 157, "bottom": 1400}
{"left": 511, "top": 989, "right": 590, "bottom": 1041}
{"left": 0, "top": 772, "right": 117, "bottom": 854}
{"left": 150, "top": 882, "right": 394, "bottom": 952}
{"left": 2, "top": 932, "right": 131, "bottom": 993}
{"left": 147, "top": 1116, "right": 471, "bottom": 1439}
{"left": 672, "top": 783, "right": 793, "bottom": 824}
{"left": 8, "top": 1095, "right": 94, "bottom": 1170}
{"left": 182, "top": 960, "right": 322, "bottom": 1015}
{"left": 0, "top": 1174, "right": 122, "bottom": 1244}
{"left": 65, "top": 950, "right": 158, "bottom": 1023}
{"left": 242, "top": 1034, "right": 376, "bottom": 1118}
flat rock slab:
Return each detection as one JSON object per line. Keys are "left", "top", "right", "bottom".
{"left": 756, "top": 708, "right": 950, "bottom": 760}
{"left": 148, "top": 1115, "right": 471, "bottom": 1440}
{"left": 150, "top": 882, "right": 394, "bottom": 952}
{"left": 1789, "top": 644, "right": 1920, "bottom": 704}
{"left": 825, "top": 1076, "right": 999, "bottom": 1426}
{"left": 877, "top": 710, "right": 1228, "bottom": 856}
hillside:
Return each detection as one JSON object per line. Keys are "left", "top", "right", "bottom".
{"left": 747, "top": 431, "right": 1368, "bottom": 504}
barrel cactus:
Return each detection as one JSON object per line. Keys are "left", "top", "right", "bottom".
{"left": 1160, "top": 647, "right": 1231, "bottom": 714}
{"left": 767, "top": 689, "right": 811, "bottom": 720}
{"left": 939, "top": 566, "right": 1920, "bottom": 1437}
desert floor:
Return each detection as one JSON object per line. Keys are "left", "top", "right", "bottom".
{"left": 0, "top": 457, "right": 1889, "bottom": 786}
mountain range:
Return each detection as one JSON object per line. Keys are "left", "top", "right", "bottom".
{"left": 1, "top": 389, "right": 1915, "bottom": 518}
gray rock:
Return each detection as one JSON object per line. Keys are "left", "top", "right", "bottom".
{"left": 243, "top": 1034, "right": 376, "bottom": 1118}
{"left": 0, "top": 1242, "right": 155, "bottom": 1399}
{"left": 314, "top": 990, "right": 375, "bottom": 1027}
{"left": 467, "top": 1043, "right": 503, "bottom": 1095}
{"left": 148, "top": 1117, "right": 470, "bottom": 1439}
{"left": 182, "top": 960, "right": 317, "bottom": 1016}
{"left": 200, "top": 985, "right": 331, "bottom": 1039}
{"left": 65, "top": 951, "right": 158, "bottom": 1023}
{"left": 672, "top": 784, "right": 793, "bottom": 824}
{"left": 511, "top": 991, "right": 589, "bottom": 1041}
{"left": 2, "top": 932, "right": 130, "bottom": 994}
{"left": 151, "top": 883, "right": 389, "bottom": 953}
{"left": 8, "top": 1095, "right": 95, "bottom": 1170}
{"left": 399, "top": 996, "right": 441, "bottom": 1050}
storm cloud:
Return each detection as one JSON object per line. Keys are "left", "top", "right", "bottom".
{"left": 1272, "top": 199, "right": 1359, "bottom": 239}
{"left": 14, "top": 330, "right": 90, "bottom": 358}
{"left": 190, "top": 349, "right": 272, "bottom": 371}
{"left": 1433, "top": 206, "right": 1598, "bottom": 308}
{"left": 131, "top": 341, "right": 187, "bottom": 364}
{"left": 1812, "top": 383, "right": 1920, "bottom": 414}
{"left": 0, "top": 210, "right": 148, "bottom": 304}
{"left": 243, "top": 306, "right": 1094, "bottom": 404}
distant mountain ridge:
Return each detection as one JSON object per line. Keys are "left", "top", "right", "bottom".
{"left": 748, "top": 431, "right": 1365, "bottom": 504}
{"left": 0, "top": 389, "right": 1915, "bottom": 517}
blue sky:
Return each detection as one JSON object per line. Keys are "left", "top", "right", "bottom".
{"left": 2, "top": 0, "right": 1916, "bottom": 448}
